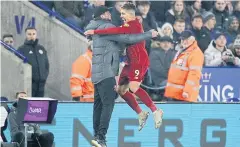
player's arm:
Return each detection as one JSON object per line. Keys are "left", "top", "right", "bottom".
{"left": 100, "top": 31, "right": 153, "bottom": 44}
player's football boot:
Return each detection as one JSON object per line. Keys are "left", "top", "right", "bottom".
{"left": 138, "top": 110, "right": 150, "bottom": 131}
{"left": 153, "top": 109, "right": 164, "bottom": 129}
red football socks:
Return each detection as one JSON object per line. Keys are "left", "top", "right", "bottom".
{"left": 134, "top": 88, "right": 157, "bottom": 112}
{"left": 122, "top": 91, "right": 142, "bottom": 114}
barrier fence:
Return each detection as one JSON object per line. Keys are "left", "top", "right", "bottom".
{"left": 3, "top": 103, "right": 240, "bottom": 147}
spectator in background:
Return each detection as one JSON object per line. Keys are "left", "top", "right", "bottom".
{"left": 2, "top": 34, "right": 14, "bottom": 47}
{"left": 201, "top": 1, "right": 214, "bottom": 11}
{"left": 233, "top": 1, "right": 240, "bottom": 20}
{"left": 8, "top": 92, "right": 54, "bottom": 147}
{"left": 18, "top": 27, "right": 49, "bottom": 97}
{"left": 227, "top": 16, "right": 239, "bottom": 42}
{"left": 173, "top": 19, "right": 185, "bottom": 46}
{"left": 204, "top": 32, "right": 236, "bottom": 66}
{"left": 165, "top": 0, "right": 190, "bottom": 28}
{"left": 186, "top": 0, "right": 205, "bottom": 20}
{"left": 135, "top": 10, "right": 143, "bottom": 24}
{"left": 165, "top": 30, "right": 203, "bottom": 102}
{"left": 83, "top": 0, "right": 105, "bottom": 28}
{"left": 225, "top": 0, "right": 234, "bottom": 15}
{"left": 198, "top": 12, "right": 216, "bottom": 52}
{"left": 54, "top": 1, "right": 84, "bottom": 28}
{"left": 148, "top": 36, "right": 176, "bottom": 101}
{"left": 159, "top": 22, "right": 174, "bottom": 39}
{"left": 149, "top": 36, "right": 176, "bottom": 88}
{"left": 191, "top": 14, "right": 203, "bottom": 42}
{"left": 231, "top": 36, "right": 240, "bottom": 66}
{"left": 70, "top": 40, "right": 94, "bottom": 102}
{"left": 150, "top": 1, "right": 171, "bottom": 26}
{"left": 211, "top": 0, "right": 230, "bottom": 29}
{"left": 136, "top": 1, "right": 158, "bottom": 53}
{"left": 136, "top": 1, "right": 158, "bottom": 31}
{"left": 111, "top": 1, "right": 126, "bottom": 26}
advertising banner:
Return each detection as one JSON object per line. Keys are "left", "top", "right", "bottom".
{"left": 198, "top": 68, "right": 240, "bottom": 102}
{"left": 4, "top": 103, "right": 240, "bottom": 147}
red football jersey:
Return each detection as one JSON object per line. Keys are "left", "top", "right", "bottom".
{"left": 94, "top": 19, "right": 149, "bottom": 66}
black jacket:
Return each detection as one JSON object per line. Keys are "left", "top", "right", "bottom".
{"left": 233, "top": 11, "right": 240, "bottom": 21}
{"left": 18, "top": 39, "right": 49, "bottom": 82}
{"left": 149, "top": 47, "right": 176, "bottom": 85}
{"left": 172, "top": 30, "right": 181, "bottom": 47}
{"left": 198, "top": 27, "right": 212, "bottom": 52}
{"left": 212, "top": 8, "right": 230, "bottom": 29}
{"left": 150, "top": 1, "right": 171, "bottom": 24}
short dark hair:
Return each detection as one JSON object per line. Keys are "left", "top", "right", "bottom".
{"left": 2, "top": 34, "right": 13, "bottom": 40}
{"left": 16, "top": 92, "right": 27, "bottom": 99}
{"left": 25, "top": 27, "right": 37, "bottom": 32}
{"left": 192, "top": 14, "right": 203, "bottom": 21}
{"left": 136, "top": 1, "right": 151, "bottom": 6}
{"left": 121, "top": 2, "right": 136, "bottom": 11}
{"left": 174, "top": 18, "right": 185, "bottom": 24}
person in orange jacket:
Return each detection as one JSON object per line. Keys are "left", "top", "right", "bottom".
{"left": 165, "top": 30, "right": 204, "bottom": 102}
{"left": 70, "top": 41, "right": 94, "bottom": 102}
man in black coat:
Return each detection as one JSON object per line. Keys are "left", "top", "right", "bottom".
{"left": 110, "top": 1, "right": 125, "bottom": 26}
{"left": 198, "top": 12, "right": 216, "bottom": 52}
{"left": 18, "top": 27, "right": 49, "bottom": 97}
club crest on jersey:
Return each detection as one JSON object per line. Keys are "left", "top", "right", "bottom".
{"left": 123, "top": 23, "right": 129, "bottom": 27}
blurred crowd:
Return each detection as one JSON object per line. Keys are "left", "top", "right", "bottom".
{"left": 38, "top": 0, "right": 240, "bottom": 64}
{"left": 37, "top": 0, "right": 240, "bottom": 100}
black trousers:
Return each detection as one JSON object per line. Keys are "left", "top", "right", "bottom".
{"left": 11, "top": 132, "right": 54, "bottom": 147}
{"left": 32, "top": 80, "right": 46, "bottom": 97}
{"left": 93, "top": 77, "right": 117, "bottom": 140}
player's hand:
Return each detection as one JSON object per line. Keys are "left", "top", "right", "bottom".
{"left": 150, "top": 29, "right": 159, "bottom": 38}
{"left": 84, "top": 30, "right": 94, "bottom": 36}
{"left": 182, "top": 92, "right": 189, "bottom": 99}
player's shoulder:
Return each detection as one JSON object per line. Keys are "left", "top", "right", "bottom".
{"left": 104, "top": 22, "right": 116, "bottom": 28}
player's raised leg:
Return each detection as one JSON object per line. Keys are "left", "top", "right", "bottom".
{"left": 118, "top": 83, "right": 149, "bottom": 131}
{"left": 128, "top": 65, "right": 164, "bottom": 129}
{"left": 129, "top": 81, "right": 163, "bottom": 129}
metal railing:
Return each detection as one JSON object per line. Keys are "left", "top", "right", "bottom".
{"left": 0, "top": 40, "right": 27, "bottom": 63}
{"left": 31, "top": 1, "right": 85, "bottom": 35}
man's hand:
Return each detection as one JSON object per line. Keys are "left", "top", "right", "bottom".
{"left": 182, "top": 92, "right": 189, "bottom": 99}
{"left": 84, "top": 30, "right": 95, "bottom": 36}
{"left": 222, "top": 55, "right": 230, "bottom": 61}
{"left": 150, "top": 29, "right": 159, "bottom": 38}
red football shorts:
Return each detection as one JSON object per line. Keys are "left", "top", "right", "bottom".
{"left": 118, "top": 63, "right": 148, "bottom": 85}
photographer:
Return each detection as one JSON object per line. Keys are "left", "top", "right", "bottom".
{"left": 8, "top": 92, "right": 54, "bottom": 147}
{"left": 204, "top": 32, "right": 237, "bottom": 67}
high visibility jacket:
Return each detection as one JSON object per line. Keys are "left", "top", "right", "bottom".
{"left": 70, "top": 49, "right": 94, "bottom": 102}
{"left": 164, "top": 41, "right": 204, "bottom": 102}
